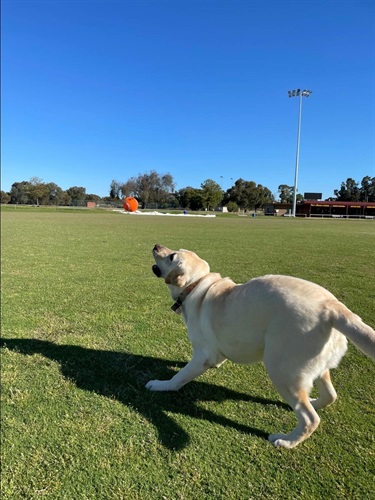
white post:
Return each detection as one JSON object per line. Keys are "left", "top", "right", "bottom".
{"left": 292, "top": 93, "right": 303, "bottom": 217}
{"left": 288, "top": 89, "right": 312, "bottom": 217}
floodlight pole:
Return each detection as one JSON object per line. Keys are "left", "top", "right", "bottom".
{"left": 288, "top": 89, "right": 312, "bottom": 216}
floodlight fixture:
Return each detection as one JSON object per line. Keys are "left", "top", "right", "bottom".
{"left": 287, "top": 88, "right": 313, "bottom": 216}
{"left": 288, "top": 89, "right": 312, "bottom": 99}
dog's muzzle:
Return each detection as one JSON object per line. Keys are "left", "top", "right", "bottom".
{"left": 152, "top": 264, "right": 162, "bottom": 278}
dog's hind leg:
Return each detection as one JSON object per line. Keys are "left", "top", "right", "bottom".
{"left": 268, "top": 384, "right": 320, "bottom": 449}
{"left": 265, "top": 362, "right": 321, "bottom": 448}
{"left": 310, "top": 369, "right": 337, "bottom": 410}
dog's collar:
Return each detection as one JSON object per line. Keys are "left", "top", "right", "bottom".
{"left": 171, "top": 279, "right": 202, "bottom": 314}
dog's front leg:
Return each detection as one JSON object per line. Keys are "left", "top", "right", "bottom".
{"left": 146, "top": 351, "right": 211, "bottom": 392}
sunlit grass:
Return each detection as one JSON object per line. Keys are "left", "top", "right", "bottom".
{"left": 1, "top": 207, "right": 374, "bottom": 498}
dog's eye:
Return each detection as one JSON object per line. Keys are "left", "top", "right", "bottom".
{"left": 169, "top": 253, "right": 176, "bottom": 261}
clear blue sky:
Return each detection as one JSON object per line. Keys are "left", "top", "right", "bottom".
{"left": 2, "top": 0, "right": 374, "bottom": 200}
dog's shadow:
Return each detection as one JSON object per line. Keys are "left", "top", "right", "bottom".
{"left": 1, "top": 338, "right": 289, "bottom": 450}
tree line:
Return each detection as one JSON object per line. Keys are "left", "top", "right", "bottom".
{"left": 2, "top": 173, "right": 374, "bottom": 209}
{"left": 0, "top": 177, "right": 104, "bottom": 207}
{"left": 333, "top": 176, "right": 375, "bottom": 202}
{"left": 276, "top": 176, "right": 375, "bottom": 203}
{"left": 1, "top": 173, "right": 275, "bottom": 211}
{"left": 110, "top": 172, "right": 275, "bottom": 211}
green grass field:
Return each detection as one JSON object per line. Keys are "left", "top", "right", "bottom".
{"left": 1, "top": 207, "right": 374, "bottom": 499}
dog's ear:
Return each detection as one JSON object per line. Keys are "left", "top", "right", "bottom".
{"left": 165, "top": 268, "right": 187, "bottom": 287}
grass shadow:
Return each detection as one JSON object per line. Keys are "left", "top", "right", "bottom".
{"left": 1, "top": 338, "right": 289, "bottom": 450}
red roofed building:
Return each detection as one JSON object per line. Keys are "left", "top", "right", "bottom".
{"left": 264, "top": 201, "right": 375, "bottom": 218}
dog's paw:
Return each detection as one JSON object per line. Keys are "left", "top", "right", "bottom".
{"left": 145, "top": 380, "right": 173, "bottom": 391}
{"left": 268, "top": 433, "right": 296, "bottom": 449}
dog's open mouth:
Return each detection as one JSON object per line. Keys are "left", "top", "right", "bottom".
{"left": 152, "top": 264, "right": 162, "bottom": 278}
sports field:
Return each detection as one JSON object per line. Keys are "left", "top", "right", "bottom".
{"left": 1, "top": 207, "right": 374, "bottom": 499}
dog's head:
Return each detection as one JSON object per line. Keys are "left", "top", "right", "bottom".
{"left": 152, "top": 244, "right": 210, "bottom": 289}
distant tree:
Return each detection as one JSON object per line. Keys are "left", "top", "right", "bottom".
{"left": 253, "top": 184, "right": 274, "bottom": 210}
{"left": 226, "top": 201, "right": 238, "bottom": 212}
{"left": 201, "top": 179, "right": 223, "bottom": 210}
{"left": 9, "top": 181, "right": 32, "bottom": 204}
{"left": 60, "top": 191, "right": 72, "bottom": 206}
{"left": 66, "top": 186, "right": 86, "bottom": 206}
{"left": 6, "top": 178, "right": 98, "bottom": 206}
{"left": 43, "top": 182, "right": 67, "bottom": 205}
{"left": 9, "top": 179, "right": 71, "bottom": 206}
{"left": 161, "top": 173, "right": 175, "bottom": 192}
{"left": 138, "top": 173, "right": 153, "bottom": 206}
{"left": 176, "top": 187, "right": 204, "bottom": 210}
{"left": 360, "top": 176, "right": 375, "bottom": 201}
{"left": 189, "top": 191, "right": 204, "bottom": 211}
{"left": 109, "top": 180, "right": 121, "bottom": 200}
{"left": 121, "top": 177, "right": 138, "bottom": 198}
{"left": 120, "top": 170, "right": 176, "bottom": 208}
{"left": 159, "top": 173, "right": 176, "bottom": 207}
{"left": 101, "top": 196, "right": 113, "bottom": 205}
{"left": 28, "top": 177, "right": 49, "bottom": 205}
{"left": 223, "top": 179, "right": 246, "bottom": 209}
{"left": 224, "top": 179, "right": 274, "bottom": 210}
{"left": 334, "top": 178, "right": 360, "bottom": 201}
{"left": 86, "top": 194, "right": 101, "bottom": 203}
{"left": 278, "top": 184, "right": 293, "bottom": 203}
{"left": 1, "top": 191, "right": 11, "bottom": 204}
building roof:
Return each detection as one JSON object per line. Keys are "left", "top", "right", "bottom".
{"left": 300, "top": 200, "right": 375, "bottom": 207}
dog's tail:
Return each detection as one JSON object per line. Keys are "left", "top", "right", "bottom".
{"left": 327, "top": 300, "right": 375, "bottom": 360}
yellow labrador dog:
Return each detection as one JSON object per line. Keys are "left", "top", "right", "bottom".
{"left": 147, "top": 244, "right": 375, "bottom": 448}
